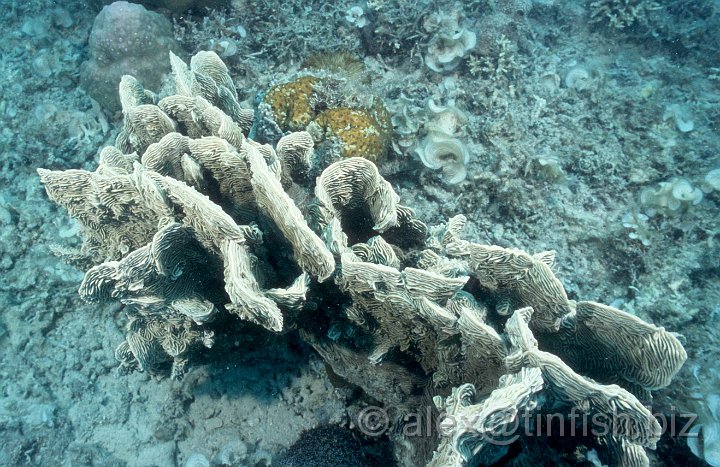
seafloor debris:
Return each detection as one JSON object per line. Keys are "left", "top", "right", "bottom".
{"left": 38, "top": 51, "right": 687, "bottom": 466}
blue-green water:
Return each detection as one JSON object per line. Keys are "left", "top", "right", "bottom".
{"left": 1, "top": 1, "right": 718, "bottom": 466}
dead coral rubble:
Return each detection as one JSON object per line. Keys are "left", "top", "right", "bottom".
{"left": 38, "top": 52, "right": 686, "bottom": 466}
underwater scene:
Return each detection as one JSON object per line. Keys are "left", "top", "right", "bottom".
{"left": 1, "top": 0, "right": 719, "bottom": 465}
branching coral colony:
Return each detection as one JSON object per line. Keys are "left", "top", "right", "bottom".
{"left": 38, "top": 52, "right": 687, "bottom": 466}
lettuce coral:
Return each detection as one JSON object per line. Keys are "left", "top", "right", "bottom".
{"left": 423, "top": 11, "right": 477, "bottom": 73}
{"left": 39, "top": 52, "right": 687, "bottom": 466}
{"left": 414, "top": 99, "right": 469, "bottom": 184}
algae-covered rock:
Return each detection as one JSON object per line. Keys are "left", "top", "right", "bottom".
{"left": 81, "top": 2, "right": 178, "bottom": 111}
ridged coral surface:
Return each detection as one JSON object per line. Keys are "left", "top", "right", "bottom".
{"left": 4, "top": 1, "right": 719, "bottom": 465}
{"left": 38, "top": 52, "right": 687, "bottom": 467}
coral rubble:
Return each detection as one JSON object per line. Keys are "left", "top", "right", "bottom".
{"left": 39, "top": 52, "right": 687, "bottom": 466}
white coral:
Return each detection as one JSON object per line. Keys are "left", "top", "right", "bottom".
{"left": 703, "top": 168, "right": 720, "bottom": 193}
{"left": 688, "top": 394, "right": 720, "bottom": 467}
{"left": 415, "top": 134, "right": 469, "bottom": 185}
{"left": 414, "top": 99, "right": 470, "bottom": 184}
{"left": 663, "top": 103, "right": 695, "bottom": 133}
{"left": 640, "top": 177, "right": 703, "bottom": 215}
{"left": 424, "top": 11, "right": 476, "bottom": 73}
{"left": 345, "top": 6, "right": 368, "bottom": 28}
